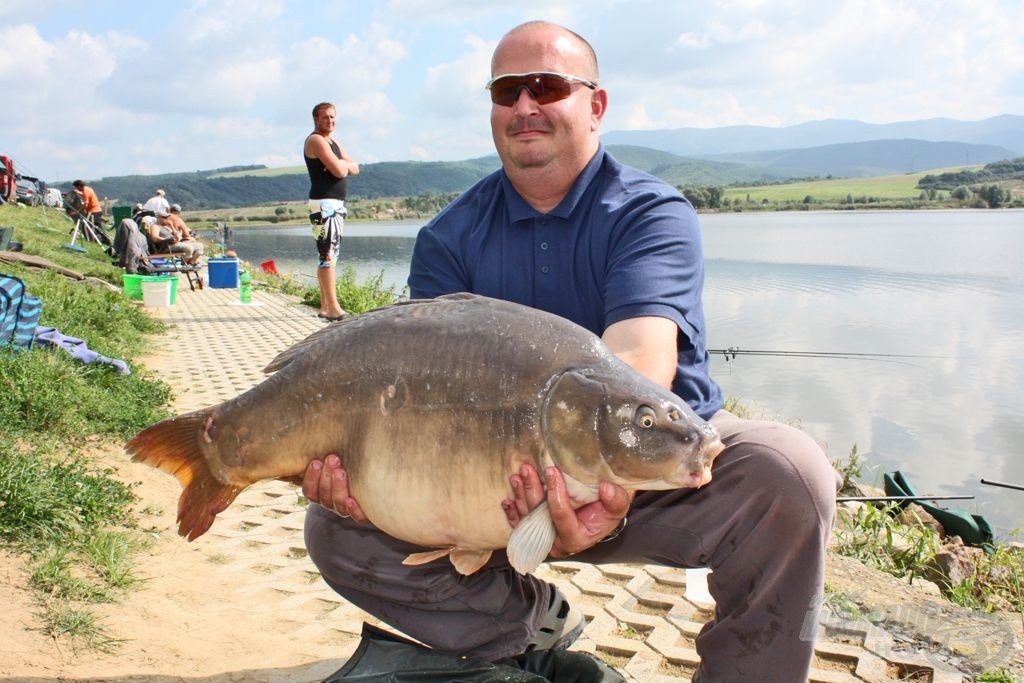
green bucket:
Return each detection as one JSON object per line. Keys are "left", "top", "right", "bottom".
{"left": 124, "top": 274, "right": 178, "bottom": 303}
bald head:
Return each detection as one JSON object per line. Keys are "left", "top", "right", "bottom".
{"left": 491, "top": 21, "right": 599, "bottom": 82}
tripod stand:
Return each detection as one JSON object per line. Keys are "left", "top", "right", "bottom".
{"left": 64, "top": 209, "right": 114, "bottom": 254}
{"left": 67, "top": 215, "right": 100, "bottom": 251}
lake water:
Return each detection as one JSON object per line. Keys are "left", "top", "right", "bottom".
{"left": 217, "top": 210, "right": 1024, "bottom": 538}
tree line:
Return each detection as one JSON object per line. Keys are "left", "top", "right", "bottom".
{"left": 65, "top": 158, "right": 499, "bottom": 211}
{"left": 914, "top": 157, "right": 1022, "bottom": 209}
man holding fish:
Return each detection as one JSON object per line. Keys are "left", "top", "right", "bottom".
{"left": 302, "top": 20, "right": 840, "bottom": 682}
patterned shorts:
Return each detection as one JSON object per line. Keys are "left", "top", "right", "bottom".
{"left": 309, "top": 199, "right": 346, "bottom": 268}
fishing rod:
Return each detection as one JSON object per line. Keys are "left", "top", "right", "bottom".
{"left": 980, "top": 479, "right": 1024, "bottom": 492}
{"left": 711, "top": 346, "right": 949, "bottom": 363}
{"left": 837, "top": 494, "right": 974, "bottom": 503}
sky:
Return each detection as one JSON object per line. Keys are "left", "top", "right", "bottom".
{"left": 1, "top": 0, "right": 1021, "bottom": 183}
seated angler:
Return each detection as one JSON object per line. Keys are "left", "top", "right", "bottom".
{"left": 144, "top": 213, "right": 187, "bottom": 258}
{"left": 165, "top": 204, "right": 205, "bottom": 265}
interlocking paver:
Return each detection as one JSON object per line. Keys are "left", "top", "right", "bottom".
{"left": 139, "top": 278, "right": 976, "bottom": 682}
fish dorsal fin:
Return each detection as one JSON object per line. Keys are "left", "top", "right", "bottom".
{"left": 263, "top": 324, "right": 340, "bottom": 373}
{"left": 402, "top": 548, "right": 453, "bottom": 566}
{"left": 449, "top": 549, "right": 493, "bottom": 575}
{"left": 507, "top": 502, "right": 556, "bottom": 575}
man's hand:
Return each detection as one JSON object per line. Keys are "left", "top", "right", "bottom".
{"left": 300, "top": 453, "right": 369, "bottom": 523}
{"left": 502, "top": 464, "right": 632, "bottom": 558}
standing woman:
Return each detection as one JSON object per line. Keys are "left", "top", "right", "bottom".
{"left": 304, "top": 102, "right": 360, "bottom": 321}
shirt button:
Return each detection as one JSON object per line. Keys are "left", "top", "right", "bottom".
{"left": 540, "top": 265, "right": 550, "bottom": 274}
{"left": 540, "top": 242, "right": 549, "bottom": 250}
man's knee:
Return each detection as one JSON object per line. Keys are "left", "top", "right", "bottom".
{"left": 716, "top": 417, "right": 840, "bottom": 531}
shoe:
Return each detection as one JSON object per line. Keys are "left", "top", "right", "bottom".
{"left": 524, "top": 585, "right": 585, "bottom": 653}
{"left": 317, "top": 312, "right": 348, "bottom": 322}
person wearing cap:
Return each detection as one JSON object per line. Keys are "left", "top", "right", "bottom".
{"left": 142, "top": 189, "right": 170, "bottom": 215}
{"left": 147, "top": 211, "right": 198, "bottom": 266}
{"left": 165, "top": 203, "right": 204, "bottom": 265}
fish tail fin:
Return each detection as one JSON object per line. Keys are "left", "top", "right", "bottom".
{"left": 126, "top": 409, "right": 244, "bottom": 541}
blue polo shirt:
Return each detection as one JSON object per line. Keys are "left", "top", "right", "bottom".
{"left": 409, "top": 145, "right": 723, "bottom": 419}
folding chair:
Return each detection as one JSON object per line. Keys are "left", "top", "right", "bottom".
{"left": 134, "top": 211, "right": 202, "bottom": 291}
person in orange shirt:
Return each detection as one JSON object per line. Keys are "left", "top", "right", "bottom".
{"left": 72, "top": 180, "right": 102, "bottom": 230}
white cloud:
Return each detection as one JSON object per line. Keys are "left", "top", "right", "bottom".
{"left": 2, "top": 0, "right": 1019, "bottom": 182}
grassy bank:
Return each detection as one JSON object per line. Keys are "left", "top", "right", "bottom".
{"left": 0, "top": 202, "right": 173, "bottom": 648}
{"left": 0, "top": 202, "right": 398, "bottom": 648}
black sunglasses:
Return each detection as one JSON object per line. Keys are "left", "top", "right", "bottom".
{"left": 485, "top": 72, "right": 598, "bottom": 107}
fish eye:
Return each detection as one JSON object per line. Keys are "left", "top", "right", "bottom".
{"left": 636, "top": 406, "right": 657, "bottom": 429}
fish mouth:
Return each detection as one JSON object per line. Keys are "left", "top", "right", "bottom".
{"left": 656, "top": 438, "right": 724, "bottom": 490}
{"left": 704, "top": 438, "right": 725, "bottom": 462}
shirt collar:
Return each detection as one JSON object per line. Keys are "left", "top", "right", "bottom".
{"left": 502, "top": 144, "right": 607, "bottom": 223}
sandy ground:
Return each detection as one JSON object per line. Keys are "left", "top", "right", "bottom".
{"left": 0, "top": 446, "right": 369, "bottom": 683}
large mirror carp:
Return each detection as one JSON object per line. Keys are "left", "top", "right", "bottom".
{"left": 127, "top": 293, "right": 722, "bottom": 575}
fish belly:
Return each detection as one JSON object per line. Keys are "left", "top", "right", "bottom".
{"left": 347, "top": 417, "right": 534, "bottom": 552}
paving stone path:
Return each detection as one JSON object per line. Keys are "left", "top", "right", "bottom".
{"left": 141, "top": 282, "right": 978, "bottom": 682}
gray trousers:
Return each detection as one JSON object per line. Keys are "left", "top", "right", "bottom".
{"left": 304, "top": 410, "right": 841, "bottom": 682}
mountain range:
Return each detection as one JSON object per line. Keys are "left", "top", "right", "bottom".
{"left": 81, "top": 115, "right": 1022, "bottom": 209}
{"left": 601, "top": 114, "right": 1023, "bottom": 158}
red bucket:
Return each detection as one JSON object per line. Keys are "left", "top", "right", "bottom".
{"left": 260, "top": 259, "right": 280, "bottom": 276}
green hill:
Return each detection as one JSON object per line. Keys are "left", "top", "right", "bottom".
{"left": 66, "top": 156, "right": 502, "bottom": 210}
{"left": 64, "top": 147, "right": 784, "bottom": 210}
{"left": 58, "top": 143, "right": 1022, "bottom": 212}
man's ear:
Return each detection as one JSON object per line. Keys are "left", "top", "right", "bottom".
{"left": 590, "top": 87, "right": 608, "bottom": 131}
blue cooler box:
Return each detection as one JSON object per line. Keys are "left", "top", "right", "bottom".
{"left": 208, "top": 257, "right": 240, "bottom": 288}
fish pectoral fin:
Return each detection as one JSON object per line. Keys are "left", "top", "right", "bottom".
{"left": 449, "top": 549, "right": 492, "bottom": 576}
{"left": 402, "top": 548, "right": 453, "bottom": 566}
{"left": 507, "top": 502, "right": 556, "bottom": 575}
{"left": 402, "top": 547, "right": 493, "bottom": 574}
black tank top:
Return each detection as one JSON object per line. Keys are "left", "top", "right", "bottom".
{"left": 305, "top": 137, "right": 348, "bottom": 200}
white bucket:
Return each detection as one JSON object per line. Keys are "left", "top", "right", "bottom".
{"left": 141, "top": 280, "right": 172, "bottom": 308}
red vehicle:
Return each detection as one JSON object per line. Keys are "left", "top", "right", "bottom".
{"left": 0, "top": 155, "right": 15, "bottom": 203}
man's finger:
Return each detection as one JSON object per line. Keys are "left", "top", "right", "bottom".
{"left": 545, "top": 467, "right": 580, "bottom": 529}
{"left": 318, "top": 454, "right": 344, "bottom": 511}
{"left": 343, "top": 494, "right": 369, "bottom": 523}
{"left": 599, "top": 480, "right": 633, "bottom": 516}
{"left": 519, "top": 463, "right": 546, "bottom": 508}
{"left": 509, "top": 474, "right": 531, "bottom": 518}
{"left": 301, "top": 459, "right": 323, "bottom": 501}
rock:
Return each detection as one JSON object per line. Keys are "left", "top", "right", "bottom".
{"left": 896, "top": 503, "right": 945, "bottom": 537}
{"left": 929, "top": 536, "right": 984, "bottom": 587}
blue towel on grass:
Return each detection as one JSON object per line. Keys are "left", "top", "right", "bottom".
{"left": 33, "top": 326, "right": 131, "bottom": 375}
